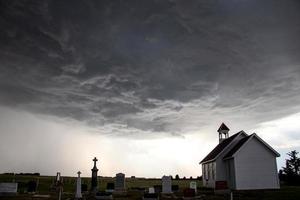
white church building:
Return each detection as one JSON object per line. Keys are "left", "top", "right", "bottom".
{"left": 200, "top": 123, "right": 280, "bottom": 190}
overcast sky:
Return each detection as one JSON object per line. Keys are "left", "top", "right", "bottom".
{"left": 0, "top": 0, "right": 300, "bottom": 178}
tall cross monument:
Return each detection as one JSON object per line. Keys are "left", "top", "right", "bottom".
{"left": 91, "top": 157, "right": 99, "bottom": 192}
{"left": 75, "top": 171, "right": 82, "bottom": 199}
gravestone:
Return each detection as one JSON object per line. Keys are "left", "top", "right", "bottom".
{"left": 0, "top": 183, "right": 18, "bottom": 196}
{"left": 55, "top": 172, "right": 61, "bottom": 185}
{"left": 75, "top": 171, "right": 82, "bottom": 199}
{"left": 162, "top": 175, "right": 172, "bottom": 194}
{"left": 115, "top": 173, "right": 125, "bottom": 191}
{"left": 91, "top": 157, "right": 99, "bottom": 192}
{"left": 148, "top": 187, "right": 155, "bottom": 194}
{"left": 183, "top": 188, "right": 195, "bottom": 198}
{"left": 27, "top": 181, "right": 37, "bottom": 193}
{"left": 189, "top": 181, "right": 197, "bottom": 193}
{"left": 54, "top": 172, "right": 63, "bottom": 200}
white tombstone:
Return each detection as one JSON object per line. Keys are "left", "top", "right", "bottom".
{"left": 162, "top": 176, "right": 172, "bottom": 194}
{"left": 190, "top": 181, "right": 197, "bottom": 193}
{"left": 75, "top": 171, "right": 82, "bottom": 199}
{"left": 148, "top": 187, "right": 155, "bottom": 194}
{"left": 0, "top": 183, "right": 18, "bottom": 196}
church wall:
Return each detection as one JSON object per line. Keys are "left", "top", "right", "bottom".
{"left": 234, "top": 137, "right": 280, "bottom": 190}
{"left": 215, "top": 133, "right": 246, "bottom": 183}
{"left": 202, "top": 161, "right": 216, "bottom": 188}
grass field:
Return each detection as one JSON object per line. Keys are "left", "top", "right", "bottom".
{"left": 0, "top": 174, "right": 300, "bottom": 200}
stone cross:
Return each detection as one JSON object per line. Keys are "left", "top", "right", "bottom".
{"left": 75, "top": 171, "right": 82, "bottom": 199}
{"left": 56, "top": 172, "right": 61, "bottom": 183}
{"left": 91, "top": 157, "right": 99, "bottom": 192}
{"left": 93, "top": 157, "right": 98, "bottom": 167}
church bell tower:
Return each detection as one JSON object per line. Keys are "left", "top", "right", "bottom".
{"left": 218, "top": 123, "right": 230, "bottom": 143}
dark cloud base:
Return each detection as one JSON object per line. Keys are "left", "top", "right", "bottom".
{"left": 1, "top": 0, "right": 300, "bottom": 137}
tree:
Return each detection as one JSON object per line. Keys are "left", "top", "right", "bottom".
{"left": 175, "top": 174, "right": 180, "bottom": 180}
{"left": 283, "top": 150, "right": 300, "bottom": 175}
{"left": 282, "top": 150, "right": 300, "bottom": 185}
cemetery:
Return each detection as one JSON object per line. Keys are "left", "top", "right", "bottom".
{"left": 0, "top": 126, "right": 299, "bottom": 200}
{"left": 0, "top": 156, "right": 299, "bottom": 200}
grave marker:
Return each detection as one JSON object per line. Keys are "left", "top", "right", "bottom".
{"left": 115, "top": 173, "right": 125, "bottom": 191}
{"left": 0, "top": 183, "right": 18, "bottom": 196}
{"left": 162, "top": 175, "right": 172, "bottom": 194}
{"left": 189, "top": 181, "right": 197, "bottom": 193}
{"left": 75, "top": 171, "right": 82, "bottom": 199}
{"left": 91, "top": 157, "right": 99, "bottom": 192}
{"left": 148, "top": 187, "right": 155, "bottom": 194}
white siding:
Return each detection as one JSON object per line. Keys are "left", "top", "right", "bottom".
{"left": 215, "top": 133, "right": 246, "bottom": 183}
{"left": 234, "top": 137, "right": 280, "bottom": 190}
{"left": 202, "top": 162, "right": 216, "bottom": 188}
{"left": 225, "top": 159, "right": 236, "bottom": 189}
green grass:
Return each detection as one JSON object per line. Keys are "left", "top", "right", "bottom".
{"left": 1, "top": 174, "right": 300, "bottom": 200}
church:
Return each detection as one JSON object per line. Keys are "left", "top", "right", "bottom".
{"left": 200, "top": 123, "right": 280, "bottom": 190}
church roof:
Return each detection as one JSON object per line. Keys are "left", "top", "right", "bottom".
{"left": 218, "top": 123, "right": 230, "bottom": 132}
{"left": 199, "top": 131, "right": 243, "bottom": 164}
{"left": 223, "top": 135, "right": 251, "bottom": 159}
{"left": 223, "top": 133, "right": 280, "bottom": 159}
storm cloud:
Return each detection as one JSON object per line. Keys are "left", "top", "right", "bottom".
{"left": 1, "top": 0, "right": 300, "bottom": 138}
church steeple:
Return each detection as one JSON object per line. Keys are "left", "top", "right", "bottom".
{"left": 218, "top": 123, "right": 230, "bottom": 143}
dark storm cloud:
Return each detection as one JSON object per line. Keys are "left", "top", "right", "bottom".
{"left": 1, "top": 0, "right": 300, "bottom": 137}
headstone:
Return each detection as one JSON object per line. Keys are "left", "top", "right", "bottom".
{"left": 75, "top": 171, "right": 82, "bottom": 199}
{"left": 0, "top": 183, "right": 18, "bottom": 196}
{"left": 162, "top": 175, "right": 172, "bottom": 194}
{"left": 183, "top": 188, "right": 195, "bottom": 198}
{"left": 106, "top": 183, "right": 114, "bottom": 192}
{"left": 148, "top": 187, "right": 155, "bottom": 194}
{"left": 55, "top": 172, "right": 61, "bottom": 184}
{"left": 27, "top": 181, "right": 37, "bottom": 193}
{"left": 115, "top": 173, "right": 125, "bottom": 191}
{"left": 55, "top": 172, "right": 63, "bottom": 200}
{"left": 91, "top": 157, "right": 99, "bottom": 192}
{"left": 189, "top": 181, "right": 197, "bottom": 193}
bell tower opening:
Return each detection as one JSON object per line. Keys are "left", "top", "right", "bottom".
{"left": 218, "top": 123, "right": 230, "bottom": 143}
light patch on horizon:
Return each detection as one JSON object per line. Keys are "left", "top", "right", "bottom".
{"left": 252, "top": 112, "right": 300, "bottom": 170}
{"left": 0, "top": 106, "right": 215, "bottom": 177}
